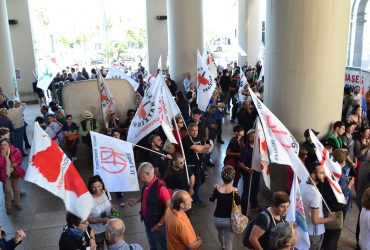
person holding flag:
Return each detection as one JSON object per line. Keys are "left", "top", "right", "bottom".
{"left": 300, "top": 162, "right": 337, "bottom": 250}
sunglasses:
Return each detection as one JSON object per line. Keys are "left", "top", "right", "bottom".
{"left": 177, "top": 121, "right": 184, "bottom": 124}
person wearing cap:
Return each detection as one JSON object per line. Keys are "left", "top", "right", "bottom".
{"left": 326, "top": 121, "right": 345, "bottom": 150}
{"left": 321, "top": 149, "right": 356, "bottom": 250}
{"left": 302, "top": 129, "right": 320, "bottom": 165}
{"left": 79, "top": 111, "right": 101, "bottom": 146}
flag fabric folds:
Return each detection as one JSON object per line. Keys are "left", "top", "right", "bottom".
{"left": 91, "top": 132, "right": 140, "bottom": 192}
{"left": 98, "top": 73, "right": 117, "bottom": 125}
{"left": 309, "top": 130, "right": 347, "bottom": 204}
{"left": 197, "top": 50, "right": 216, "bottom": 111}
{"left": 248, "top": 87, "right": 310, "bottom": 183}
{"left": 105, "top": 64, "right": 139, "bottom": 91}
{"left": 127, "top": 73, "right": 179, "bottom": 145}
{"left": 37, "top": 59, "right": 59, "bottom": 91}
{"left": 26, "top": 123, "right": 93, "bottom": 219}
{"left": 286, "top": 174, "right": 310, "bottom": 250}
{"left": 252, "top": 118, "right": 271, "bottom": 189}
{"left": 238, "top": 71, "right": 248, "bottom": 102}
{"left": 203, "top": 43, "right": 218, "bottom": 80}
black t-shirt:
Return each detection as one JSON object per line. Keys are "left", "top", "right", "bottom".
{"left": 209, "top": 187, "right": 241, "bottom": 218}
{"left": 182, "top": 135, "right": 202, "bottom": 165}
{"left": 302, "top": 141, "right": 318, "bottom": 165}
{"left": 254, "top": 209, "right": 284, "bottom": 249}
{"left": 187, "top": 118, "right": 208, "bottom": 139}
{"left": 163, "top": 166, "right": 193, "bottom": 191}
{"left": 224, "top": 137, "right": 244, "bottom": 163}
{"left": 149, "top": 149, "right": 170, "bottom": 178}
{"left": 219, "top": 75, "right": 231, "bottom": 92}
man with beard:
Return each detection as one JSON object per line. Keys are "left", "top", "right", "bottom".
{"left": 301, "top": 162, "right": 337, "bottom": 250}
{"left": 148, "top": 134, "right": 172, "bottom": 178}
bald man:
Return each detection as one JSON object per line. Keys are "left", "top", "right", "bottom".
{"left": 165, "top": 190, "right": 202, "bottom": 250}
{"left": 105, "top": 219, "right": 143, "bottom": 250}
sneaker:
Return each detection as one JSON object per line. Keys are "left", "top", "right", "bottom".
{"left": 120, "top": 202, "right": 125, "bottom": 207}
{"left": 15, "top": 205, "right": 22, "bottom": 211}
{"left": 217, "top": 140, "right": 225, "bottom": 144}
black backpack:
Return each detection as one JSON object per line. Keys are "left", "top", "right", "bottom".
{"left": 243, "top": 210, "right": 271, "bottom": 248}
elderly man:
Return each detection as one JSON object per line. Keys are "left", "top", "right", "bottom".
{"left": 105, "top": 219, "right": 143, "bottom": 250}
{"left": 165, "top": 190, "right": 202, "bottom": 250}
{"left": 183, "top": 72, "right": 194, "bottom": 92}
{"left": 79, "top": 110, "right": 101, "bottom": 146}
{"left": 128, "top": 162, "right": 170, "bottom": 250}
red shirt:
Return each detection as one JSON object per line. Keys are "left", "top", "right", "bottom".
{"left": 142, "top": 177, "right": 171, "bottom": 219}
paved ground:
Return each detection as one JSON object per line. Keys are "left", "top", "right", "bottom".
{"left": 0, "top": 104, "right": 358, "bottom": 249}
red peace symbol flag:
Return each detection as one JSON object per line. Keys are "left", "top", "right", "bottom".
{"left": 196, "top": 49, "right": 216, "bottom": 111}
{"left": 309, "top": 130, "right": 347, "bottom": 204}
{"left": 127, "top": 73, "right": 178, "bottom": 145}
{"left": 26, "top": 123, "right": 93, "bottom": 219}
{"left": 98, "top": 73, "right": 117, "bottom": 125}
{"left": 90, "top": 132, "right": 139, "bottom": 192}
{"left": 202, "top": 43, "right": 218, "bottom": 80}
{"left": 248, "top": 86, "right": 310, "bottom": 183}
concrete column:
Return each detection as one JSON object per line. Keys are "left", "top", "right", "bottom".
{"left": 245, "top": 0, "right": 263, "bottom": 66}
{"left": 146, "top": 0, "right": 168, "bottom": 74}
{"left": 352, "top": 0, "right": 368, "bottom": 67}
{"left": 0, "top": 0, "right": 17, "bottom": 98}
{"left": 265, "top": 0, "right": 351, "bottom": 141}
{"left": 238, "top": 0, "right": 247, "bottom": 66}
{"left": 167, "top": 0, "right": 203, "bottom": 87}
{"left": 7, "top": 0, "right": 36, "bottom": 101}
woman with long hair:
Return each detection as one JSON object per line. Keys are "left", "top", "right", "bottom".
{"left": 0, "top": 138, "right": 25, "bottom": 215}
{"left": 87, "top": 175, "right": 112, "bottom": 250}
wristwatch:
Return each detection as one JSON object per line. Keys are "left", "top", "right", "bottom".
{"left": 157, "top": 222, "right": 163, "bottom": 227}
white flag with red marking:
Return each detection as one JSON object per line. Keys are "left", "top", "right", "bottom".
{"left": 145, "top": 73, "right": 156, "bottom": 90}
{"left": 127, "top": 73, "right": 178, "bottom": 145}
{"left": 197, "top": 49, "right": 216, "bottom": 111}
{"left": 309, "top": 130, "right": 346, "bottom": 204}
{"left": 203, "top": 43, "right": 218, "bottom": 79}
{"left": 36, "top": 58, "right": 59, "bottom": 91}
{"left": 91, "top": 132, "right": 139, "bottom": 192}
{"left": 26, "top": 123, "right": 93, "bottom": 219}
{"left": 238, "top": 71, "right": 249, "bottom": 102}
{"left": 252, "top": 118, "right": 271, "bottom": 189}
{"left": 98, "top": 73, "right": 117, "bottom": 125}
{"left": 248, "top": 87, "right": 310, "bottom": 183}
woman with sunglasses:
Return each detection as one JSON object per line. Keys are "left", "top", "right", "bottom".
{"left": 59, "top": 212, "right": 96, "bottom": 250}
{"left": 87, "top": 175, "right": 112, "bottom": 250}
{"left": 0, "top": 138, "right": 25, "bottom": 215}
{"left": 172, "top": 116, "right": 187, "bottom": 152}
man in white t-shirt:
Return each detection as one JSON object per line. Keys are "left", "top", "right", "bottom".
{"left": 300, "top": 162, "right": 336, "bottom": 250}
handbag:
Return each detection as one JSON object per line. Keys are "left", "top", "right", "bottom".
{"left": 231, "top": 190, "right": 249, "bottom": 234}
{"left": 324, "top": 211, "right": 344, "bottom": 230}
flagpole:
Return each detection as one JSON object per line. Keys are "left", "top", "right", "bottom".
{"left": 161, "top": 73, "right": 190, "bottom": 185}
{"left": 129, "top": 142, "right": 167, "bottom": 158}
{"left": 246, "top": 173, "right": 253, "bottom": 217}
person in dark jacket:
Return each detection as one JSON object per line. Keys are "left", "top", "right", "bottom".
{"left": 0, "top": 228, "right": 26, "bottom": 250}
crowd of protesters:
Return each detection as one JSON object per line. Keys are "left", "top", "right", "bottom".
{"left": 1, "top": 59, "right": 370, "bottom": 250}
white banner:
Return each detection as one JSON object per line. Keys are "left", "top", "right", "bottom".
{"left": 91, "top": 132, "right": 139, "bottom": 192}
{"left": 37, "top": 59, "right": 59, "bottom": 91}
{"left": 197, "top": 49, "right": 216, "bottom": 111}
{"left": 344, "top": 67, "right": 370, "bottom": 92}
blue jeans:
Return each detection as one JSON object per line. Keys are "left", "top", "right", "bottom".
{"left": 11, "top": 126, "right": 25, "bottom": 155}
{"left": 144, "top": 221, "right": 167, "bottom": 250}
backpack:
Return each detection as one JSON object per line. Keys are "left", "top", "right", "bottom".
{"left": 243, "top": 210, "right": 271, "bottom": 248}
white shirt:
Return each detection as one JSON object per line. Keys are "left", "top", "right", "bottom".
{"left": 7, "top": 107, "right": 24, "bottom": 129}
{"left": 360, "top": 208, "right": 370, "bottom": 250}
{"left": 300, "top": 182, "right": 325, "bottom": 236}
{"left": 183, "top": 78, "right": 194, "bottom": 92}
{"left": 353, "top": 92, "right": 361, "bottom": 101}
{"left": 90, "top": 193, "right": 111, "bottom": 234}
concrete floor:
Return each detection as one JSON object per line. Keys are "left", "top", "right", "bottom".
{"left": 0, "top": 104, "right": 357, "bottom": 249}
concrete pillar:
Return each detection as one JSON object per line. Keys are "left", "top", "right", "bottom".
{"left": 0, "top": 0, "right": 17, "bottom": 99}
{"left": 146, "top": 0, "right": 168, "bottom": 74}
{"left": 167, "top": 0, "right": 203, "bottom": 87}
{"left": 7, "top": 0, "right": 37, "bottom": 101}
{"left": 265, "top": 0, "right": 351, "bottom": 141}
{"left": 352, "top": 0, "right": 368, "bottom": 67}
{"left": 238, "top": 0, "right": 247, "bottom": 66}
{"left": 247, "top": 0, "right": 263, "bottom": 66}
